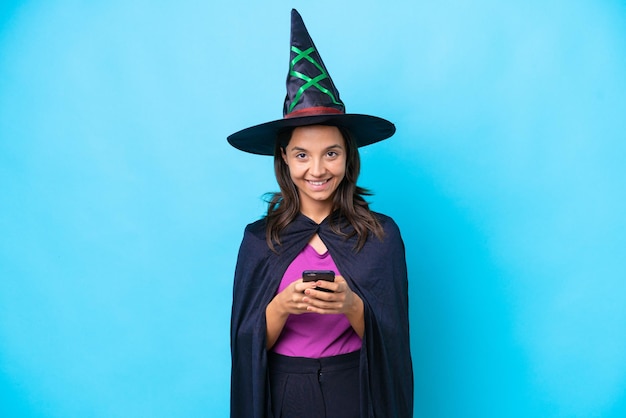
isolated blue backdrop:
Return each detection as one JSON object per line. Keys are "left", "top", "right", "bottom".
{"left": 1, "top": 1, "right": 625, "bottom": 417}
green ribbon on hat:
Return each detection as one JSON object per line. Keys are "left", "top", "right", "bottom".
{"left": 288, "top": 46, "right": 342, "bottom": 113}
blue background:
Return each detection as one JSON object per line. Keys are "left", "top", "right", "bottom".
{"left": 1, "top": 1, "right": 625, "bottom": 417}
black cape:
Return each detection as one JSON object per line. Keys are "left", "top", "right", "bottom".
{"left": 230, "top": 212, "right": 413, "bottom": 417}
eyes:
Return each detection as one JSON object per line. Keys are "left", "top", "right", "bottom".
{"left": 294, "top": 150, "right": 341, "bottom": 160}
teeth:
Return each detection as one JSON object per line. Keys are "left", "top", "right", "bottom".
{"left": 309, "top": 180, "right": 325, "bottom": 186}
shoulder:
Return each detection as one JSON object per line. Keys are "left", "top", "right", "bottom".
{"left": 368, "top": 211, "right": 405, "bottom": 253}
{"left": 238, "top": 217, "right": 268, "bottom": 248}
{"left": 372, "top": 211, "right": 401, "bottom": 236}
{"left": 243, "top": 217, "right": 267, "bottom": 236}
{"left": 234, "top": 218, "right": 271, "bottom": 271}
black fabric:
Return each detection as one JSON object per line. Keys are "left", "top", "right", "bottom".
{"left": 226, "top": 9, "right": 396, "bottom": 156}
{"left": 226, "top": 113, "right": 396, "bottom": 156}
{"left": 230, "top": 212, "right": 413, "bottom": 417}
{"left": 282, "top": 8, "right": 344, "bottom": 117}
{"left": 268, "top": 351, "right": 360, "bottom": 418}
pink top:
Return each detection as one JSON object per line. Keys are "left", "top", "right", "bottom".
{"left": 271, "top": 244, "right": 362, "bottom": 358}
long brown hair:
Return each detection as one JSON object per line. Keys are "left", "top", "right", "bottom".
{"left": 265, "top": 125, "right": 384, "bottom": 252}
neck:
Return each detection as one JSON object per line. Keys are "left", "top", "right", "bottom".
{"left": 300, "top": 202, "right": 333, "bottom": 224}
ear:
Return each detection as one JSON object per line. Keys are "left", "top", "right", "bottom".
{"left": 281, "top": 147, "right": 288, "bottom": 165}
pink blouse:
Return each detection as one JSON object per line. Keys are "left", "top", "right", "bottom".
{"left": 271, "top": 244, "right": 362, "bottom": 358}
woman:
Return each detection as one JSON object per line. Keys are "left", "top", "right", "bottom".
{"left": 228, "top": 9, "right": 413, "bottom": 418}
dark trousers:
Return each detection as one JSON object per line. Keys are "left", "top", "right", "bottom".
{"left": 268, "top": 351, "right": 361, "bottom": 418}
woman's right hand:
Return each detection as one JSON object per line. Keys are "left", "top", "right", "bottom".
{"left": 265, "top": 279, "right": 317, "bottom": 349}
{"left": 270, "top": 279, "right": 318, "bottom": 316}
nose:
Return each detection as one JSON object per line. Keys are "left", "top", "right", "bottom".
{"left": 309, "top": 157, "right": 326, "bottom": 177}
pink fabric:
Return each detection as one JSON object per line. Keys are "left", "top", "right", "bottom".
{"left": 271, "top": 245, "right": 362, "bottom": 358}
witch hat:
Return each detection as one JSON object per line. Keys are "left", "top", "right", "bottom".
{"left": 227, "top": 9, "right": 395, "bottom": 156}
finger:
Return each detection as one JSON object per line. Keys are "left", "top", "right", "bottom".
{"left": 294, "top": 279, "right": 318, "bottom": 293}
{"left": 302, "top": 290, "right": 335, "bottom": 309}
{"left": 332, "top": 277, "right": 350, "bottom": 292}
{"left": 304, "top": 288, "right": 331, "bottom": 302}
{"left": 291, "top": 298, "right": 314, "bottom": 314}
{"left": 305, "top": 301, "right": 341, "bottom": 314}
{"left": 314, "top": 280, "right": 338, "bottom": 293}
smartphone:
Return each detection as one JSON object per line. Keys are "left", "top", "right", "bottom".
{"left": 302, "top": 270, "right": 335, "bottom": 292}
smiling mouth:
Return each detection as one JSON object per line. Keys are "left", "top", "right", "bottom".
{"left": 306, "top": 179, "right": 330, "bottom": 186}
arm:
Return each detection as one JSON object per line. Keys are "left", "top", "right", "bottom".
{"left": 265, "top": 296, "right": 289, "bottom": 350}
{"left": 342, "top": 290, "right": 364, "bottom": 338}
{"left": 265, "top": 279, "right": 318, "bottom": 350}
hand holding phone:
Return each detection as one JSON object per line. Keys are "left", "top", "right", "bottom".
{"left": 302, "top": 270, "right": 335, "bottom": 292}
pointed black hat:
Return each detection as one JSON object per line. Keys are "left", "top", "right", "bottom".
{"left": 227, "top": 9, "right": 395, "bottom": 155}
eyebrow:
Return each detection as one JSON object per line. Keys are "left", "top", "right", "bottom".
{"left": 289, "top": 144, "right": 344, "bottom": 152}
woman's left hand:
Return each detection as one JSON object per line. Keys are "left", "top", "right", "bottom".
{"left": 302, "top": 275, "right": 365, "bottom": 337}
{"left": 301, "top": 275, "right": 356, "bottom": 314}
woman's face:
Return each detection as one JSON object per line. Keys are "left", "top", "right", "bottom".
{"left": 282, "top": 125, "right": 347, "bottom": 216}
